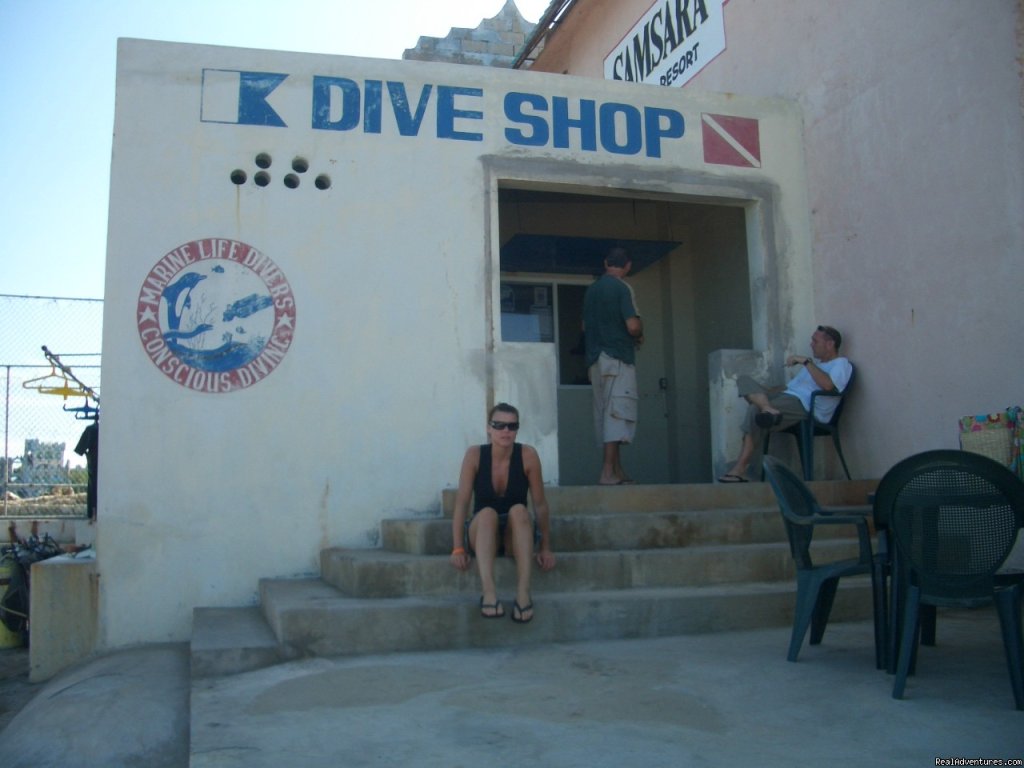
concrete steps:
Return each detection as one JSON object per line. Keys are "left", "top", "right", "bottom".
{"left": 250, "top": 578, "right": 872, "bottom": 658}
{"left": 320, "top": 539, "right": 862, "bottom": 598}
{"left": 190, "top": 480, "right": 878, "bottom": 678}
{"left": 379, "top": 504, "right": 870, "bottom": 555}
{"left": 190, "top": 606, "right": 297, "bottom": 679}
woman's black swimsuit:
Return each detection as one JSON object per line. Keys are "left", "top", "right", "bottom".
{"left": 473, "top": 443, "right": 528, "bottom": 515}
{"left": 467, "top": 443, "right": 537, "bottom": 555}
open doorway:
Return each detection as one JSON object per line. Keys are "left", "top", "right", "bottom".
{"left": 498, "top": 186, "right": 753, "bottom": 484}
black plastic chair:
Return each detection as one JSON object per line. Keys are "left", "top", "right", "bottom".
{"left": 881, "top": 449, "right": 1024, "bottom": 709}
{"left": 873, "top": 463, "right": 937, "bottom": 674}
{"left": 763, "top": 456, "right": 884, "bottom": 664}
{"left": 764, "top": 367, "right": 855, "bottom": 481}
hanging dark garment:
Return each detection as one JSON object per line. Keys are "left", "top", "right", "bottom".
{"left": 74, "top": 422, "right": 99, "bottom": 520}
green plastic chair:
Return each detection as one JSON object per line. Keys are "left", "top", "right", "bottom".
{"left": 763, "top": 456, "right": 883, "bottom": 664}
{"left": 882, "top": 449, "right": 1024, "bottom": 709}
{"left": 764, "top": 367, "right": 855, "bottom": 481}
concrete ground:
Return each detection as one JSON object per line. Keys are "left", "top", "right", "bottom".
{"left": 0, "top": 643, "right": 190, "bottom": 768}
{"left": 0, "top": 646, "right": 35, "bottom": 734}
{"left": 1, "top": 609, "right": 1022, "bottom": 767}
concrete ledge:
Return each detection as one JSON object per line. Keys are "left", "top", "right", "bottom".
{"left": 29, "top": 554, "right": 97, "bottom": 682}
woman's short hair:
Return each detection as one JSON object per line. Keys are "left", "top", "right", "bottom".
{"left": 488, "top": 402, "right": 519, "bottom": 421}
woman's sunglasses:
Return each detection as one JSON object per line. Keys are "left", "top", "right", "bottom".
{"left": 489, "top": 421, "right": 520, "bottom": 431}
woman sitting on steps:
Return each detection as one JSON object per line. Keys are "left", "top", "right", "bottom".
{"left": 450, "top": 402, "right": 556, "bottom": 623}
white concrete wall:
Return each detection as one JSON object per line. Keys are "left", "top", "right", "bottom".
{"left": 530, "top": 0, "right": 1024, "bottom": 478}
{"left": 100, "top": 38, "right": 814, "bottom": 645}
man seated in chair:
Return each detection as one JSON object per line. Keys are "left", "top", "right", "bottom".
{"left": 719, "top": 325, "right": 853, "bottom": 483}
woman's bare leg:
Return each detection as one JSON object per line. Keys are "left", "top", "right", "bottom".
{"left": 507, "top": 504, "right": 534, "bottom": 621}
{"left": 469, "top": 509, "right": 502, "bottom": 616}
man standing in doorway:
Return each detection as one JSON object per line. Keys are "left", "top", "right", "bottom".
{"left": 583, "top": 245, "right": 644, "bottom": 485}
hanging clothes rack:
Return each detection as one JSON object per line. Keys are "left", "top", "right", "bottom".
{"left": 40, "top": 345, "right": 100, "bottom": 404}
{"left": 63, "top": 401, "right": 100, "bottom": 421}
{"left": 21, "top": 365, "right": 84, "bottom": 397}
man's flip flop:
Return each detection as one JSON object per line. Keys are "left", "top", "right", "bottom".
{"left": 718, "top": 474, "right": 748, "bottom": 483}
{"left": 755, "top": 412, "right": 784, "bottom": 428}
{"left": 511, "top": 600, "right": 534, "bottom": 624}
{"left": 480, "top": 596, "right": 505, "bottom": 619}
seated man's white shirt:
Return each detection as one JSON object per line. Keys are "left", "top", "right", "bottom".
{"left": 784, "top": 357, "right": 853, "bottom": 423}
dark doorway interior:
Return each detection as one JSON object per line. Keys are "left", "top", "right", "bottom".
{"left": 498, "top": 186, "right": 753, "bottom": 484}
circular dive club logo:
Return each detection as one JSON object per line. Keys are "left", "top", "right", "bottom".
{"left": 137, "top": 239, "right": 296, "bottom": 393}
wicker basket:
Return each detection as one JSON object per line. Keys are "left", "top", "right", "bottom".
{"left": 959, "top": 407, "right": 1023, "bottom": 479}
{"left": 960, "top": 427, "right": 1013, "bottom": 465}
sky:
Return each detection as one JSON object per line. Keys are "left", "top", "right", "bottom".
{"left": 0, "top": 1, "right": 551, "bottom": 466}
{"left": 0, "top": 0, "right": 552, "bottom": 301}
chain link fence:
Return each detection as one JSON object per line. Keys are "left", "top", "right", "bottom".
{"left": 1, "top": 295, "right": 102, "bottom": 519}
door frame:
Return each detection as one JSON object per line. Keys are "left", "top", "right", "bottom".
{"left": 484, "top": 156, "right": 795, "bottom": 485}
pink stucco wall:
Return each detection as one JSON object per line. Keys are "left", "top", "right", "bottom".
{"left": 529, "top": 0, "right": 1024, "bottom": 477}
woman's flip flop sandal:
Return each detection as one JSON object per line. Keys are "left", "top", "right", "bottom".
{"left": 511, "top": 600, "right": 534, "bottom": 624}
{"left": 480, "top": 596, "right": 505, "bottom": 619}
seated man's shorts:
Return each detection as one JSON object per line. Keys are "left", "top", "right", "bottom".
{"left": 590, "top": 351, "right": 638, "bottom": 446}
{"left": 736, "top": 374, "right": 807, "bottom": 435}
